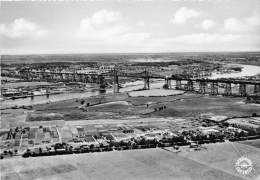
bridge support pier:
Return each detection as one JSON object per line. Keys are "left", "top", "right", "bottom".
{"left": 45, "top": 73, "right": 50, "bottom": 82}
{"left": 82, "top": 74, "right": 87, "bottom": 83}
{"left": 175, "top": 80, "right": 182, "bottom": 90}
{"left": 51, "top": 74, "right": 55, "bottom": 81}
{"left": 59, "top": 74, "right": 64, "bottom": 81}
{"left": 187, "top": 80, "right": 194, "bottom": 91}
{"left": 224, "top": 83, "right": 232, "bottom": 96}
{"left": 89, "top": 75, "right": 94, "bottom": 83}
{"left": 199, "top": 81, "right": 207, "bottom": 94}
{"left": 80, "top": 74, "right": 84, "bottom": 83}
{"left": 84, "top": 75, "right": 89, "bottom": 83}
{"left": 77, "top": 74, "right": 82, "bottom": 83}
{"left": 41, "top": 72, "right": 45, "bottom": 81}
{"left": 39, "top": 72, "right": 43, "bottom": 80}
{"left": 143, "top": 70, "right": 150, "bottom": 90}
{"left": 113, "top": 69, "right": 119, "bottom": 93}
{"left": 75, "top": 73, "right": 80, "bottom": 82}
{"left": 28, "top": 72, "right": 33, "bottom": 81}
{"left": 46, "top": 87, "right": 50, "bottom": 95}
{"left": 24, "top": 71, "right": 31, "bottom": 81}
{"left": 98, "top": 75, "right": 106, "bottom": 89}
{"left": 239, "top": 84, "right": 247, "bottom": 96}
{"left": 164, "top": 78, "right": 171, "bottom": 89}
{"left": 49, "top": 73, "right": 54, "bottom": 81}
{"left": 71, "top": 73, "right": 75, "bottom": 82}
{"left": 31, "top": 72, "right": 35, "bottom": 81}
{"left": 210, "top": 82, "right": 218, "bottom": 95}
{"left": 65, "top": 74, "right": 70, "bottom": 82}
{"left": 70, "top": 74, "right": 74, "bottom": 82}
{"left": 66, "top": 74, "right": 70, "bottom": 81}
{"left": 254, "top": 84, "right": 260, "bottom": 94}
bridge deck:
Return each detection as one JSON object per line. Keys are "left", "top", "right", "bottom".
{"left": 18, "top": 70, "right": 260, "bottom": 85}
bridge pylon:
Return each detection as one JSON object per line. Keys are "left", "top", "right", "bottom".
{"left": 24, "top": 70, "right": 30, "bottom": 81}
{"left": 59, "top": 73, "right": 64, "bottom": 82}
{"left": 65, "top": 73, "right": 70, "bottom": 82}
{"left": 98, "top": 75, "right": 106, "bottom": 89}
{"left": 143, "top": 70, "right": 150, "bottom": 90}
{"left": 187, "top": 80, "right": 194, "bottom": 91}
{"left": 164, "top": 77, "right": 171, "bottom": 89}
{"left": 239, "top": 83, "right": 247, "bottom": 97}
{"left": 175, "top": 80, "right": 182, "bottom": 90}
{"left": 113, "top": 69, "right": 119, "bottom": 93}
{"left": 83, "top": 74, "right": 88, "bottom": 83}
{"left": 224, "top": 82, "right": 232, "bottom": 96}
{"left": 210, "top": 82, "right": 218, "bottom": 95}
{"left": 199, "top": 81, "right": 207, "bottom": 94}
{"left": 254, "top": 84, "right": 260, "bottom": 94}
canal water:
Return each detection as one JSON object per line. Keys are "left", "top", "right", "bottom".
{"left": 1, "top": 80, "right": 164, "bottom": 108}
{"left": 210, "top": 64, "right": 260, "bottom": 79}
{"left": 1, "top": 64, "right": 259, "bottom": 108}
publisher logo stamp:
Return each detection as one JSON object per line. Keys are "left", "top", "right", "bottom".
{"left": 235, "top": 156, "right": 253, "bottom": 175}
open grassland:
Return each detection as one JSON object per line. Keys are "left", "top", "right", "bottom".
{"left": 143, "top": 93, "right": 260, "bottom": 118}
{"left": 128, "top": 89, "right": 184, "bottom": 97}
{"left": 26, "top": 92, "right": 260, "bottom": 122}
{"left": 2, "top": 91, "right": 259, "bottom": 129}
{"left": 1, "top": 142, "right": 259, "bottom": 180}
{"left": 1, "top": 108, "right": 28, "bottom": 129}
{"left": 1, "top": 91, "right": 260, "bottom": 130}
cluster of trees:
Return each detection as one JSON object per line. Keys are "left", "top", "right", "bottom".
{"left": 5, "top": 127, "right": 28, "bottom": 140}
{"left": 182, "top": 130, "right": 227, "bottom": 143}
{"left": 21, "top": 135, "right": 189, "bottom": 158}
{"left": 189, "top": 133, "right": 225, "bottom": 143}
{"left": 130, "top": 59, "right": 205, "bottom": 67}
{"left": 1, "top": 149, "right": 19, "bottom": 159}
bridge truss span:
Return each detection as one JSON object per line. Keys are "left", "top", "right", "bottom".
{"left": 17, "top": 69, "right": 260, "bottom": 96}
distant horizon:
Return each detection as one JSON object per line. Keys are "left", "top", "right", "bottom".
{"left": 2, "top": 50, "right": 260, "bottom": 56}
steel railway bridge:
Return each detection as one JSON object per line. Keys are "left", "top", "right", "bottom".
{"left": 18, "top": 69, "right": 260, "bottom": 96}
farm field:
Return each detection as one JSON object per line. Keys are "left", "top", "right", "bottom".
{"left": 2, "top": 142, "right": 259, "bottom": 180}
{"left": 177, "top": 142, "right": 260, "bottom": 180}
{"left": 238, "top": 139, "right": 260, "bottom": 148}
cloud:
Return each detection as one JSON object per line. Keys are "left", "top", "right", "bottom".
{"left": 137, "top": 21, "right": 145, "bottom": 27}
{"left": 77, "top": 9, "right": 126, "bottom": 40}
{"left": 87, "top": 9, "right": 121, "bottom": 26}
{"left": 122, "top": 32, "right": 151, "bottom": 42}
{"left": 170, "top": 7, "right": 200, "bottom": 25}
{"left": 201, "top": 19, "right": 215, "bottom": 30}
{"left": 224, "top": 13, "right": 260, "bottom": 33}
{"left": 78, "top": 19, "right": 127, "bottom": 40}
{"left": 224, "top": 18, "right": 246, "bottom": 32}
{"left": 0, "top": 18, "right": 47, "bottom": 39}
{"left": 77, "top": 9, "right": 150, "bottom": 44}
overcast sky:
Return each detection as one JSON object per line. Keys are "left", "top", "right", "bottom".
{"left": 1, "top": 0, "right": 260, "bottom": 54}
